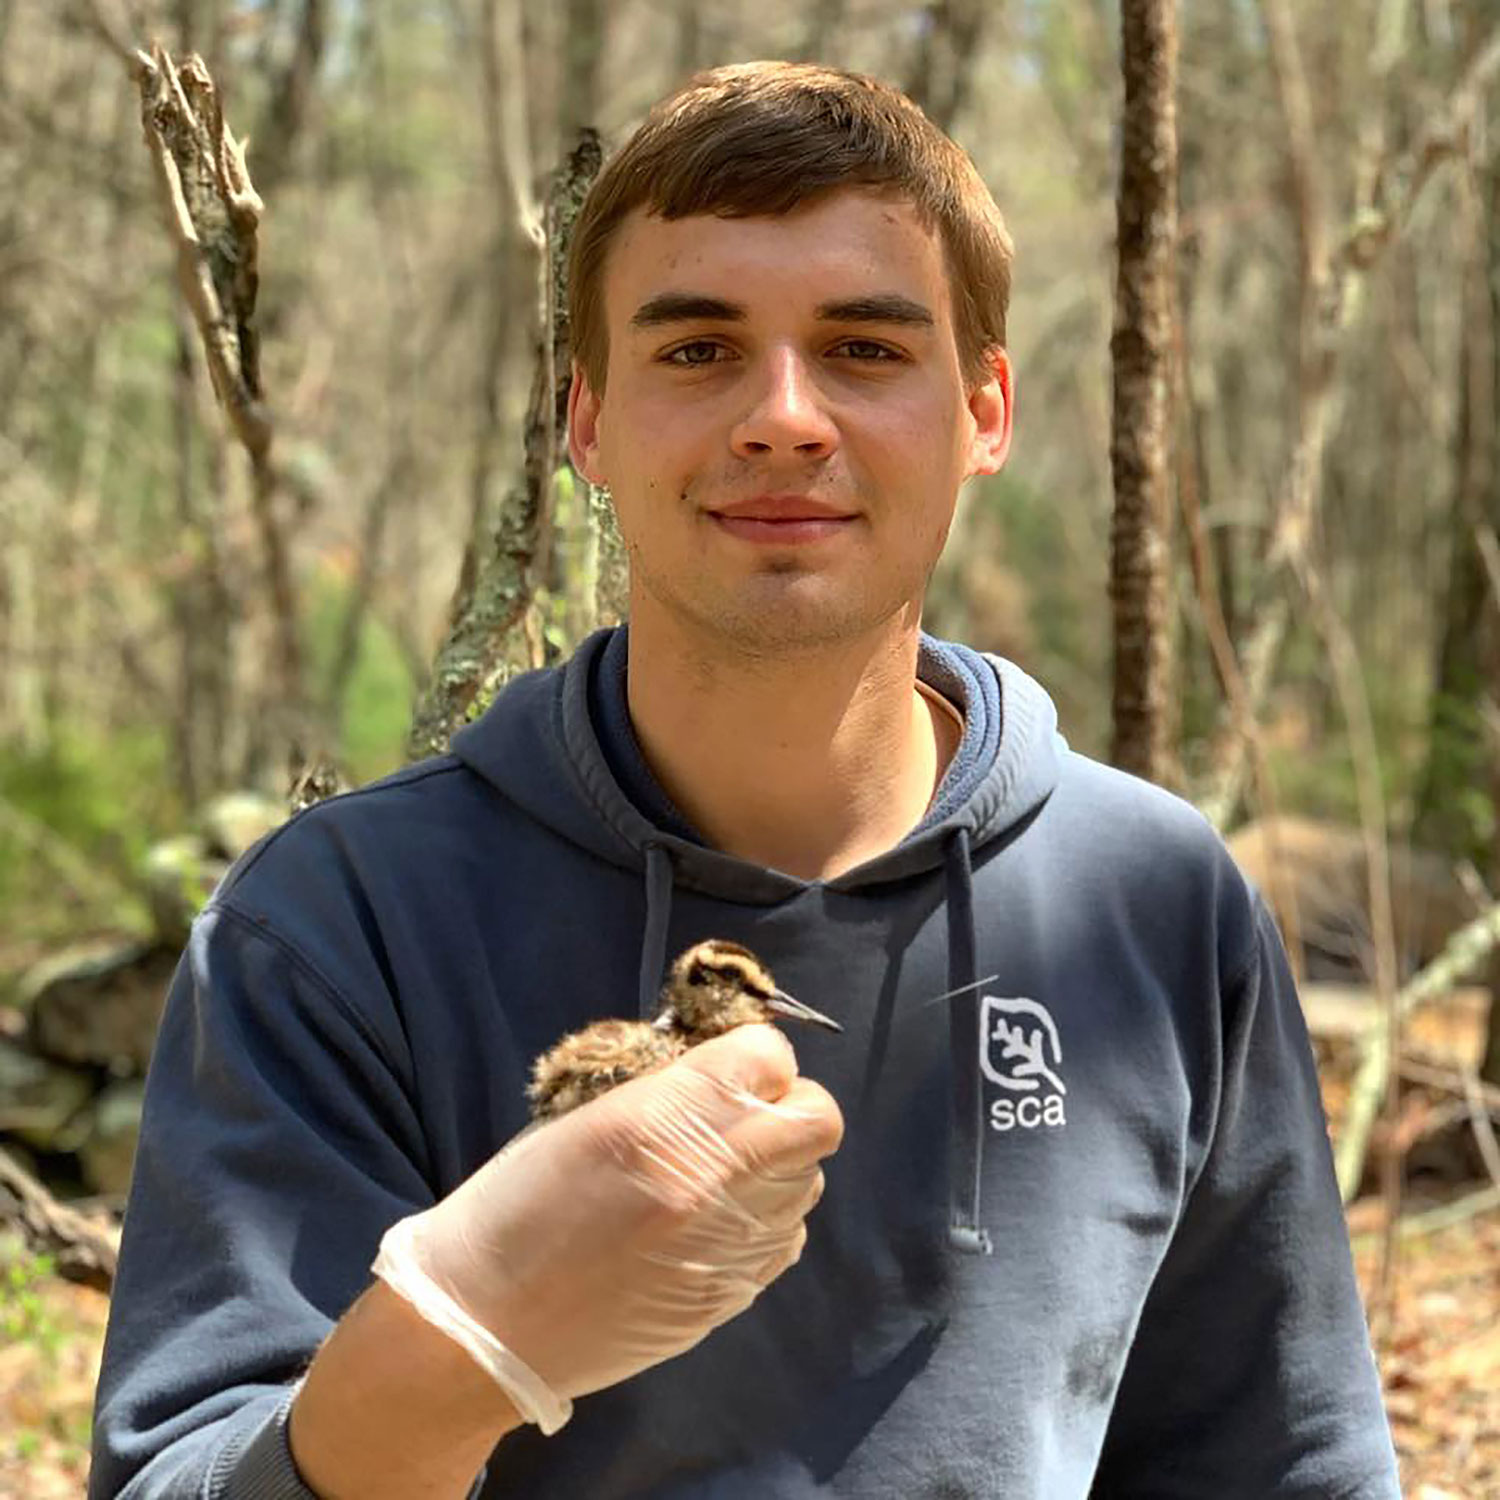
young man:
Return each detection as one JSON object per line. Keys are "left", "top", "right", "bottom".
{"left": 91, "top": 62, "right": 1401, "bottom": 1499}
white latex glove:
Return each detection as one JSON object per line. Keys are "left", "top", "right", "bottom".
{"left": 372, "top": 1023, "right": 843, "bottom": 1434}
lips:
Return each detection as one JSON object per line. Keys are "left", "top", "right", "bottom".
{"left": 712, "top": 495, "right": 855, "bottom": 522}
{"left": 707, "top": 495, "right": 857, "bottom": 545}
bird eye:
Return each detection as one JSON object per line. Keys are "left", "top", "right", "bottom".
{"left": 687, "top": 961, "right": 711, "bottom": 987}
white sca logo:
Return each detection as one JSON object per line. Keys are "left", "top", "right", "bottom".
{"left": 980, "top": 995, "right": 1068, "bottom": 1133}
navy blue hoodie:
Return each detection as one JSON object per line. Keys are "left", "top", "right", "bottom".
{"left": 90, "top": 629, "right": 1401, "bottom": 1498}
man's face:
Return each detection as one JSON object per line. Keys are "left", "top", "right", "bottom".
{"left": 568, "top": 187, "right": 1012, "bottom": 655}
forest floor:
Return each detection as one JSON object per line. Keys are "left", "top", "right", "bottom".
{"left": 0, "top": 1009, "right": 1497, "bottom": 1497}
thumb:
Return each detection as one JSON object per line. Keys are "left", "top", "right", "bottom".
{"left": 674, "top": 1023, "right": 799, "bottom": 1106}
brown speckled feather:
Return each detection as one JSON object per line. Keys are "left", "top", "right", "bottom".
{"left": 526, "top": 1019, "right": 683, "bottom": 1120}
{"left": 526, "top": 940, "right": 841, "bottom": 1122}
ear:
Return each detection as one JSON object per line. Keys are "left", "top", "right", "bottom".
{"left": 964, "top": 347, "right": 1013, "bottom": 478}
{"left": 567, "top": 362, "right": 607, "bottom": 485}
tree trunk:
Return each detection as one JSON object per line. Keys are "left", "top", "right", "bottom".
{"left": 407, "top": 131, "right": 605, "bottom": 761}
{"left": 1109, "top": 0, "right": 1179, "bottom": 785}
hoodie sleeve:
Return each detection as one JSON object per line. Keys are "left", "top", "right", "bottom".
{"left": 88, "top": 900, "right": 484, "bottom": 1500}
{"left": 1090, "top": 896, "right": 1402, "bottom": 1500}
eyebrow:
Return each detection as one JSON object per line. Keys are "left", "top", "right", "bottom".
{"left": 630, "top": 293, "right": 744, "bottom": 328}
{"left": 628, "top": 291, "right": 936, "bottom": 330}
{"left": 814, "top": 294, "right": 935, "bottom": 327}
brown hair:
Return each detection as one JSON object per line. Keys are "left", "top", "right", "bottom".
{"left": 567, "top": 61, "right": 1013, "bottom": 393}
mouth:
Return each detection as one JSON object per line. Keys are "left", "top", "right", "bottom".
{"left": 765, "top": 987, "right": 843, "bottom": 1033}
{"left": 707, "top": 494, "right": 858, "bottom": 546}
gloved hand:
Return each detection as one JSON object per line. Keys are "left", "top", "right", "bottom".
{"left": 372, "top": 1023, "right": 842, "bottom": 1434}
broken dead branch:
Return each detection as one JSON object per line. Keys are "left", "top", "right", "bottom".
{"left": 124, "top": 41, "right": 308, "bottom": 762}
{"left": 132, "top": 44, "right": 267, "bottom": 458}
{"left": 1350, "top": 1184, "right": 1500, "bottom": 1249}
{"left": 0, "top": 1147, "right": 119, "bottom": 1291}
{"left": 1337, "top": 899, "right": 1500, "bottom": 1200}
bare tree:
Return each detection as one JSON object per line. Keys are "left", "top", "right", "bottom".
{"left": 407, "top": 130, "right": 604, "bottom": 761}
{"left": 1108, "top": 0, "right": 1179, "bottom": 785}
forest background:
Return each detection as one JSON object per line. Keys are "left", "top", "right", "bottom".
{"left": 1, "top": 0, "right": 1499, "bottom": 1494}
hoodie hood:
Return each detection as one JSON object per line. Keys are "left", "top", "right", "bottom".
{"left": 450, "top": 626, "right": 1062, "bottom": 1253}
{"left": 450, "top": 627, "right": 1060, "bottom": 897}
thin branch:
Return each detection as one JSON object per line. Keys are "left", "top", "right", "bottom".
{"left": 1399, "top": 1055, "right": 1500, "bottom": 1117}
{"left": 484, "top": 0, "right": 543, "bottom": 250}
{"left": 1350, "top": 1185, "right": 1500, "bottom": 1248}
{"left": 1258, "top": 0, "right": 1326, "bottom": 281}
{"left": 1462, "top": 1069, "right": 1500, "bottom": 1189}
{"left": 1337, "top": 899, "right": 1500, "bottom": 1198}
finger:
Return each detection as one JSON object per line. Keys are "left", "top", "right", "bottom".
{"left": 582, "top": 1039, "right": 835, "bottom": 1213}
{"left": 750, "top": 1220, "right": 807, "bottom": 1287}
{"left": 731, "top": 1165, "right": 824, "bottom": 1232}
{"left": 722, "top": 1078, "right": 844, "bottom": 1177}
{"left": 677, "top": 1024, "right": 799, "bottom": 1104}
{"left": 573, "top": 1031, "right": 791, "bottom": 1187}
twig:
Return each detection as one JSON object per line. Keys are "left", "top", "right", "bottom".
{"left": 1337, "top": 900, "right": 1500, "bottom": 1198}
{"left": 1399, "top": 1054, "right": 1500, "bottom": 1115}
{"left": 1386, "top": 1059, "right": 1500, "bottom": 1189}
{"left": 1350, "top": 1185, "right": 1500, "bottom": 1249}
{"left": 484, "top": 0, "right": 543, "bottom": 250}
{"left": 1462, "top": 1070, "right": 1500, "bottom": 1189}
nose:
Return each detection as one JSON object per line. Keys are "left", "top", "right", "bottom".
{"left": 730, "top": 346, "right": 839, "bottom": 460}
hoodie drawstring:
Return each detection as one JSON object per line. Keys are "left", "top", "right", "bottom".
{"left": 638, "top": 843, "right": 675, "bottom": 1018}
{"left": 945, "top": 828, "right": 992, "bottom": 1256}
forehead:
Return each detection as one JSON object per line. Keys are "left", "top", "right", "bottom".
{"left": 603, "top": 188, "right": 953, "bottom": 326}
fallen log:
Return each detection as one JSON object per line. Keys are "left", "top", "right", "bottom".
{"left": 0, "top": 1146, "right": 119, "bottom": 1291}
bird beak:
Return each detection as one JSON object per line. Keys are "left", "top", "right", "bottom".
{"left": 766, "top": 987, "right": 842, "bottom": 1033}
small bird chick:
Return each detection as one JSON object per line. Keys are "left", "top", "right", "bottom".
{"left": 526, "top": 939, "right": 841, "bottom": 1122}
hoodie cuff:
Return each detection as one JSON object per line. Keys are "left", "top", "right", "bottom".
{"left": 204, "top": 1379, "right": 490, "bottom": 1500}
{"left": 206, "top": 1381, "right": 321, "bottom": 1500}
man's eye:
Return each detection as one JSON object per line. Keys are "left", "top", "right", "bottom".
{"left": 833, "top": 339, "right": 902, "bottom": 361}
{"left": 663, "top": 340, "right": 729, "bottom": 366}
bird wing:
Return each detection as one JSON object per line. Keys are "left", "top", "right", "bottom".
{"left": 527, "top": 1018, "right": 682, "bottom": 1119}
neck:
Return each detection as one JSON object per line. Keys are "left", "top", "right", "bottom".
{"left": 624, "top": 607, "right": 958, "bottom": 881}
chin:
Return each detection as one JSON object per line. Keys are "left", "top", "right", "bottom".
{"left": 697, "top": 586, "right": 909, "bottom": 654}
